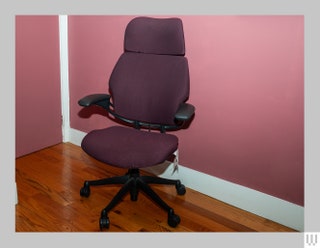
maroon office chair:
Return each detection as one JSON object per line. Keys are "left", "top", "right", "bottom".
{"left": 78, "top": 16, "right": 195, "bottom": 230}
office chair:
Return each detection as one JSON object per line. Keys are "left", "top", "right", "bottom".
{"left": 78, "top": 16, "right": 195, "bottom": 230}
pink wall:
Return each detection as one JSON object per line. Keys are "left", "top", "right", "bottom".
{"left": 16, "top": 16, "right": 62, "bottom": 157}
{"left": 68, "top": 15, "right": 304, "bottom": 206}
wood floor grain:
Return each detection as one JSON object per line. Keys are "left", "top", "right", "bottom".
{"left": 15, "top": 143, "right": 297, "bottom": 232}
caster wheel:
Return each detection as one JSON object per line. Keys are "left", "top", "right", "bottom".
{"left": 168, "top": 210, "right": 180, "bottom": 228}
{"left": 99, "top": 216, "right": 110, "bottom": 230}
{"left": 80, "top": 185, "right": 90, "bottom": 197}
{"left": 176, "top": 182, "right": 186, "bottom": 195}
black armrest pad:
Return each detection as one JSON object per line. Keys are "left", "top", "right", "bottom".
{"left": 175, "top": 103, "right": 195, "bottom": 121}
{"left": 78, "top": 94, "right": 111, "bottom": 107}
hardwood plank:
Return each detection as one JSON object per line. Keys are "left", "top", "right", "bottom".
{"left": 15, "top": 143, "right": 297, "bottom": 232}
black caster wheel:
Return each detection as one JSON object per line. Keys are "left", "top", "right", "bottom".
{"left": 99, "top": 216, "right": 110, "bottom": 230}
{"left": 80, "top": 185, "right": 90, "bottom": 197}
{"left": 168, "top": 210, "right": 180, "bottom": 228}
{"left": 176, "top": 182, "right": 186, "bottom": 195}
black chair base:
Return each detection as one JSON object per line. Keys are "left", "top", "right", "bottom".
{"left": 80, "top": 168, "right": 186, "bottom": 230}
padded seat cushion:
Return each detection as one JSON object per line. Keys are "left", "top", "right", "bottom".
{"left": 81, "top": 126, "right": 178, "bottom": 169}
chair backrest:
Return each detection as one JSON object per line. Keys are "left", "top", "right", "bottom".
{"left": 109, "top": 16, "right": 190, "bottom": 125}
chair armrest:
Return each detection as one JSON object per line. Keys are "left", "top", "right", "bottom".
{"left": 175, "top": 103, "right": 195, "bottom": 121}
{"left": 78, "top": 94, "right": 111, "bottom": 107}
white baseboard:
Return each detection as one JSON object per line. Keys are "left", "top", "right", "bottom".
{"left": 67, "top": 127, "right": 304, "bottom": 231}
{"left": 68, "top": 128, "right": 87, "bottom": 146}
{"left": 143, "top": 161, "right": 304, "bottom": 232}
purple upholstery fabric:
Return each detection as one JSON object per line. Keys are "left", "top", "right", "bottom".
{"left": 110, "top": 16, "right": 190, "bottom": 125}
{"left": 82, "top": 17, "right": 189, "bottom": 169}
{"left": 81, "top": 126, "right": 178, "bottom": 168}
{"left": 124, "top": 17, "right": 185, "bottom": 55}
{"left": 109, "top": 52, "right": 189, "bottom": 125}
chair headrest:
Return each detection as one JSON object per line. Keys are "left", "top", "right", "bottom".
{"left": 124, "top": 16, "right": 185, "bottom": 56}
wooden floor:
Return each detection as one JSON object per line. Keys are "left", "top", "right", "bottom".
{"left": 15, "top": 143, "right": 296, "bottom": 232}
